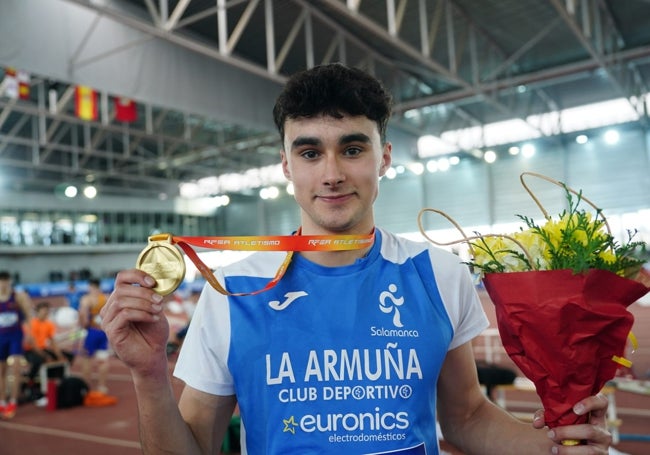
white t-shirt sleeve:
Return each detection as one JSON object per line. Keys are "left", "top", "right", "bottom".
{"left": 428, "top": 247, "right": 489, "bottom": 350}
{"left": 173, "top": 279, "right": 235, "bottom": 396}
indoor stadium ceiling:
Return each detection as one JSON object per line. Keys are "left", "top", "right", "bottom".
{"left": 1, "top": 0, "right": 650, "bottom": 198}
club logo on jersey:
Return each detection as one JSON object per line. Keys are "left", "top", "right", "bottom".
{"left": 280, "top": 407, "right": 411, "bottom": 437}
{"left": 379, "top": 284, "right": 404, "bottom": 327}
{"left": 269, "top": 291, "right": 308, "bottom": 310}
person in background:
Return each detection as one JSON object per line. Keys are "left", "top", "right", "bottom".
{"left": 23, "top": 301, "right": 74, "bottom": 383}
{"left": 78, "top": 278, "right": 109, "bottom": 393}
{"left": 0, "top": 270, "right": 32, "bottom": 419}
{"left": 65, "top": 281, "right": 82, "bottom": 311}
{"left": 100, "top": 64, "right": 612, "bottom": 454}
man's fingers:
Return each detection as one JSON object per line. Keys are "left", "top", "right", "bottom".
{"left": 532, "top": 409, "right": 545, "bottom": 429}
{"left": 113, "top": 268, "right": 157, "bottom": 289}
{"left": 101, "top": 269, "right": 165, "bottom": 324}
{"left": 575, "top": 393, "right": 609, "bottom": 419}
{"left": 549, "top": 423, "right": 612, "bottom": 451}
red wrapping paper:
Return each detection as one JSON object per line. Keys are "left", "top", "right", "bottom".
{"left": 483, "top": 268, "right": 649, "bottom": 428}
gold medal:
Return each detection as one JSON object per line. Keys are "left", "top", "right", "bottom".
{"left": 136, "top": 234, "right": 186, "bottom": 295}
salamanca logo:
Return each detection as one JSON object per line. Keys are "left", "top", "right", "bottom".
{"left": 370, "top": 326, "right": 419, "bottom": 338}
{"left": 378, "top": 284, "right": 405, "bottom": 327}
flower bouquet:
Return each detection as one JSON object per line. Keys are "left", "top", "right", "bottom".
{"left": 418, "top": 172, "right": 649, "bottom": 443}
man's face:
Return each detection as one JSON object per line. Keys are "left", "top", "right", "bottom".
{"left": 37, "top": 306, "right": 49, "bottom": 320}
{"left": 280, "top": 114, "right": 391, "bottom": 234}
{"left": 0, "top": 278, "right": 10, "bottom": 295}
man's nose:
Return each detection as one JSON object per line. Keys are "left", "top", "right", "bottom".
{"left": 322, "top": 154, "right": 345, "bottom": 185}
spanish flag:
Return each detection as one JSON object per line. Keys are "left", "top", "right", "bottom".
{"left": 75, "top": 85, "right": 98, "bottom": 121}
{"left": 17, "top": 71, "right": 30, "bottom": 100}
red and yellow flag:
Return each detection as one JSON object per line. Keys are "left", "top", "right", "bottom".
{"left": 75, "top": 85, "right": 98, "bottom": 121}
{"left": 17, "top": 71, "right": 30, "bottom": 100}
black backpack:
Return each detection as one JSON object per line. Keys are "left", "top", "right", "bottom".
{"left": 57, "top": 376, "right": 89, "bottom": 408}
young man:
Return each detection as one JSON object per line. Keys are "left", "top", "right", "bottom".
{"left": 0, "top": 271, "right": 32, "bottom": 419}
{"left": 23, "top": 301, "right": 74, "bottom": 382}
{"left": 101, "top": 64, "right": 612, "bottom": 454}
{"left": 78, "top": 278, "right": 110, "bottom": 393}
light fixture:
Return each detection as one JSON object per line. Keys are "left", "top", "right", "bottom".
{"left": 64, "top": 185, "right": 78, "bottom": 198}
{"left": 286, "top": 182, "right": 294, "bottom": 195}
{"left": 508, "top": 146, "right": 520, "bottom": 155}
{"left": 576, "top": 134, "right": 588, "bottom": 144}
{"left": 470, "top": 149, "right": 484, "bottom": 159}
{"left": 212, "top": 195, "right": 230, "bottom": 207}
{"left": 83, "top": 185, "right": 97, "bottom": 199}
{"left": 259, "top": 186, "right": 279, "bottom": 200}
{"left": 437, "top": 157, "right": 450, "bottom": 171}
{"left": 484, "top": 150, "right": 497, "bottom": 163}
{"left": 416, "top": 134, "right": 457, "bottom": 158}
{"left": 79, "top": 214, "right": 98, "bottom": 223}
{"left": 408, "top": 162, "right": 424, "bottom": 175}
{"left": 384, "top": 167, "right": 397, "bottom": 179}
{"left": 417, "top": 135, "right": 437, "bottom": 156}
{"left": 521, "top": 143, "right": 536, "bottom": 157}
{"left": 604, "top": 129, "right": 619, "bottom": 145}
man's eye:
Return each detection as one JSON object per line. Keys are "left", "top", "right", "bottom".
{"left": 344, "top": 146, "right": 363, "bottom": 156}
{"left": 300, "top": 149, "right": 319, "bottom": 159}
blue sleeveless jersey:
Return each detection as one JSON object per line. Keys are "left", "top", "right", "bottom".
{"left": 0, "top": 292, "right": 24, "bottom": 335}
{"left": 175, "top": 228, "right": 488, "bottom": 454}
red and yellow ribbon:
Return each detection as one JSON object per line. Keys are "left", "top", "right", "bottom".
{"left": 149, "top": 229, "right": 374, "bottom": 296}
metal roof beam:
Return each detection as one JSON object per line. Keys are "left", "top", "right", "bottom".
{"left": 61, "top": 0, "right": 286, "bottom": 84}
{"left": 548, "top": 0, "right": 642, "bottom": 109}
{"left": 315, "top": 0, "right": 548, "bottom": 135}
{"left": 163, "top": 0, "right": 191, "bottom": 31}
{"left": 318, "top": 0, "right": 468, "bottom": 87}
{"left": 394, "top": 44, "right": 650, "bottom": 112}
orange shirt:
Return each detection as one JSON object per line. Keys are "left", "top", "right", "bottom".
{"left": 27, "top": 318, "right": 56, "bottom": 350}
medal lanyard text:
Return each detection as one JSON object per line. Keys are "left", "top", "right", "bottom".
{"left": 147, "top": 230, "right": 374, "bottom": 296}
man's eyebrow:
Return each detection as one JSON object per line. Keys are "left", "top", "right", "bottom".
{"left": 339, "top": 133, "right": 371, "bottom": 145}
{"left": 291, "top": 136, "right": 321, "bottom": 149}
{"left": 290, "top": 133, "right": 371, "bottom": 150}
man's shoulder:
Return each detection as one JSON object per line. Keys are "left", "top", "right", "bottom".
{"left": 79, "top": 294, "right": 93, "bottom": 308}
{"left": 378, "top": 228, "right": 468, "bottom": 269}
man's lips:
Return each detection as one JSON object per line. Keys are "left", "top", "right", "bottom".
{"left": 317, "top": 193, "right": 354, "bottom": 203}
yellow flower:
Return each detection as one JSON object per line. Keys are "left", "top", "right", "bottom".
{"left": 513, "top": 229, "right": 550, "bottom": 270}
{"left": 467, "top": 186, "right": 645, "bottom": 276}
{"left": 598, "top": 250, "right": 617, "bottom": 265}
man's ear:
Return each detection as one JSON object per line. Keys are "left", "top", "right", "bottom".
{"left": 378, "top": 142, "right": 392, "bottom": 176}
{"left": 280, "top": 150, "right": 291, "bottom": 180}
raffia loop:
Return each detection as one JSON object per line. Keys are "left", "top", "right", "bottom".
{"left": 417, "top": 171, "right": 617, "bottom": 272}
{"left": 417, "top": 207, "right": 537, "bottom": 270}
{"left": 520, "top": 171, "right": 612, "bottom": 235}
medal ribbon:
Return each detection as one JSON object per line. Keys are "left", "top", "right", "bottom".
{"left": 149, "top": 230, "right": 374, "bottom": 296}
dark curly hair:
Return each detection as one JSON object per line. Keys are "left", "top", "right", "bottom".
{"left": 273, "top": 63, "right": 393, "bottom": 143}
